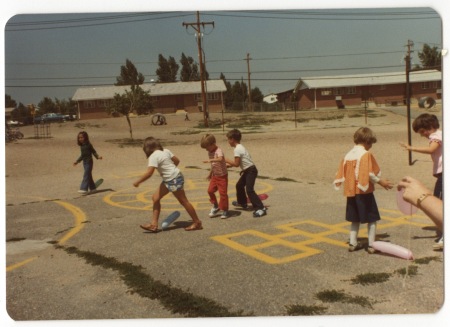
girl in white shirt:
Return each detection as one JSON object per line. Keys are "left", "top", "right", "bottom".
{"left": 133, "top": 137, "right": 203, "bottom": 232}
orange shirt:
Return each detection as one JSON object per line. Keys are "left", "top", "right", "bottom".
{"left": 333, "top": 145, "right": 381, "bottom": 197}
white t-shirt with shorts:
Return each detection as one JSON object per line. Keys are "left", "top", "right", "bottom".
{"left": 148, "top": 149, "right": 180, "bottom": 182}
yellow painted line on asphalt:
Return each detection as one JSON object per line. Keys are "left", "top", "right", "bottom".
{"left": 54, "top": 200, "right": 87, "bottom": 245}
{"left": 7, "top": 200, "right": 87, "bottom": 272}
{"left": 6, "top": 257, "right": 38, "bottom": 272}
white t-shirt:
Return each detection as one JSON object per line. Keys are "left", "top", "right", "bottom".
{"left": 148, "top": 149, "right": 180, "bottom": 181}
{"left": 233, "top": 143, "right": 255, "bottom": 170}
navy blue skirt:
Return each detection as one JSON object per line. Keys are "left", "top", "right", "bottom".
{"left": 345, "top": 193, "right": 380, "bottom": 224}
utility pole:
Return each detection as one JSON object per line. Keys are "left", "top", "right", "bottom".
{"left": 405, "top": 39, "right": 414, "bottom": 165}
{"left": 246, "top": 53, "right": 253, "bottom": 111}
{"left": 183, "top": 12, "right": 214, "bottom": 127}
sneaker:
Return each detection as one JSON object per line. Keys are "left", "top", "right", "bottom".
{"left": 367, "top": 246, "right": 377, "bottom": 254}
{"left": 348, "top": 243, "right": 363, "bottom": 252}
{"left": 209, "top": 206, "right": 220, "bottom": 217}
{"left": 220, "top": 211, "right": 229, "bottom": 219}
{"left": 433, "top": 236, "right": 443, "bottom": 250}
{"left": 78, "top": 190, "right": 88, "bottom": 194}
{"left": 232, "top": 201, "right": 248, "bottom": 209}
{"left": 253, "top": 208, "right": 267, "bottom": 218}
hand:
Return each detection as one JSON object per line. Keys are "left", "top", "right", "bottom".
{"left": 203, "top": 160, "right": 209, "bottom": 163}
{"left": 73, "top": 162, "right": 78, "bottom": 167}
{"left": 397, "top": 176, "right": 432, "bottom": 205}
{"left": 378, "top": 178, "right": 394, "bottom": 190}
{"left": 99, "top": 156, "right": 103, "bottom": 160}
{"left": 399, "top": 142, "right": 411, "bottom": 150}
{"left": 133, "top": 181, "right": 140, "bottom": 188}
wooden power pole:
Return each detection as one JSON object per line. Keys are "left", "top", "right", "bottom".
{"left": 405, "top": 39, "right": 414, "bottom": 165}
{"left": 183, "top": 12, "right": 214, "bottom": 127}
{"left": 246, "top": 53, "right": 253, "bottom": 111}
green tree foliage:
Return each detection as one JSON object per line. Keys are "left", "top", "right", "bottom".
{"left": 156, "top": 54, "right": 179, "bottom": 83}
{"left": 417, "top": 44, "right": 442, "bottom": 71}
{"left": 231, "top": 81, "right": 248, "bottom": 110}
{"left": 115, "top": 59, "right": 145, "bottom": 86}
{"left": 220, "top": 73, "right": 233, "bottom": 108}
{"left": 251, "top": 87, "right": 264, "bottom": 103}
{"left": 55, "top": 98, "right": 77, "bottom": 115}
{"left": 37, "top": 97, "right": 57, "bottom": 114}
{"left": 107, "top": 85, "right": 152, "bottom": 139}
{"left": 180, "top": 53, "right": 200, "bottom": 81}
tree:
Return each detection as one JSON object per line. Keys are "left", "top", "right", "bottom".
{"left": 251, "top": 87, "right": 264, "bottom": 103}
{"left": 5, "top": 94, "right": 17, "bottom": 108}
{"left": 55, "top": 98, "right": 76, "bottom": 115}
{"left": 38, "top": 97, "right": 57, "bottom": 114}
{"left": 417, "top": 44, "right": 442, "bottom": 71}
{"left": 156, "top": 54, "right": 179, "bottom": 82}
{"left": 107, "top": 85, "right": 152, "bottom": 139}
{"left": 115, "top": 59, "right": 145, "bottom": 86}
{"left": 220, "top": 73, "right": 233, "bottom": 108}
{"left": 180, "top": 53, "right": 200, "bottom": 81}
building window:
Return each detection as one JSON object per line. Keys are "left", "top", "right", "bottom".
{"left": 84, "top": 101, "right": 95, "bottom": 109}
{"left": 97, "top": 100, "right": 109, "bottom": 108}
{"left": 347, "top": 87, "right": 356, "bottom": 95}
{"left": 195, "top": 93, "right": 219, "bottom": 101}
{"left": 334, "top": 88, "right": 342, "bottom": 95}
{"left": 321, "top": 89, "right": 332, "bottom": 96}
{"left": 422, "top": 82, "right": 429, "bottom": 89}
{"left": 432, "top": 81, "right": 438, "bottom": 88}
{"left": 379, "top": 85, "right": 386, "bottom": 90}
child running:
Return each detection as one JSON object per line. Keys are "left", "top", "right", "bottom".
{"left": 400, "top": 113, "right": 443, "bottom": 249}
{"left": 133, "top": 137, "right": 202, "bottom": 232}
{"left": 73, "top": 131, "right": 102, "bottom": 194}
{"left": 333, "top": 127, "right": 393, "bottom": 253}
{"left": 201, "top": 134, "right": 229, "bottom": 219}
{"left": 225, "top": 129, "right": 267, "bottom": 218}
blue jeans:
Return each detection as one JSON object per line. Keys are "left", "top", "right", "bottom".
{"left": 80, "top": 160, "right": 96, "bottom": 191}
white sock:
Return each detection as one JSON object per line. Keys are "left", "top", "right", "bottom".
{"left": 350, "top": 222, "right": 360, "bottom": 246}
{"left": 367, "top": 222, "right": 377, "bottom": 246}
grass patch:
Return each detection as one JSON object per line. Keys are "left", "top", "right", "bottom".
{"left": 106, "top": 138, "right": 144, "bottom": 148}
{"left": 395, "top": 265, "right": 419, "bottom": 277}
{"left": 315, "top": 289, "right": 373, "bottom": 309}
{"left": 185, "top": 166, "right": 202, "bottom": 169}
{"left": 74, "top": 122, "right": 105, "bottom": 129}
{"left": 6, "top": 237, "right": 26, "bottom": 242}
{"left": 275, "top": 177, "right": 297, "bottom": 182}
{"left": 57, "top": 245, "right": 247, "bottom": 317}
{"left": 414, "top": 256, "right": 442, "bottom": 264}
{"left": 286, "top": 304, "right": 327, "bottom": 316}
{"left": 171, "top": 129, "right": 202, "bottom": 135}
{"left": 350, "top": 272, "right": 391, "bottom": 285}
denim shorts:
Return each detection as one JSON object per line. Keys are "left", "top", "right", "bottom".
{"left": 164, "top": 173, "right": 184, "bottom": 192}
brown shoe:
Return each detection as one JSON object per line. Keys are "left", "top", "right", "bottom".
{"left": 140, "top": 224, "right": 159, "bottom": 233}
{"left": 185, "top": 222, "right": 203, "bottom": 231}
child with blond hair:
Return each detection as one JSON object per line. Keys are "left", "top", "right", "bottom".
{"left": 201, "top": 134, "right": 229, "bottom": 219}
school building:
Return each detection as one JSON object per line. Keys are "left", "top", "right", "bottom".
{"left": 71, "top": 80, "right": 227, "bottom": 120}
{"left": 276, "top": 70, "right": 442, "bottom": 110}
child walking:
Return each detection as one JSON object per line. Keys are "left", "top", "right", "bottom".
{"left": 73, "top": 131, "right": 102, "bottom": 194}
{"left": 133, "top": 137, "right": 202, "bottom": 232}
{"left": 400, "top": 113, "right": 443, "bottom": 249}
{"left": 201, "top": 134, "right": 229, "bottom": 219}
{"left": 333, "top": 127, "right": 393, "bottom": 253}
{"left": 225, "top": 129, "right": 267, "bottom": 218}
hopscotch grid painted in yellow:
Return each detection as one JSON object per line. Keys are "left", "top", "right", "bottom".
{"left": 211, "top": 209, "right": 433, "bottom": 264}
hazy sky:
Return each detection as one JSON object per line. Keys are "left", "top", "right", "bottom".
{"left": 1, "top": 1, "right": 447, "bottom": 107}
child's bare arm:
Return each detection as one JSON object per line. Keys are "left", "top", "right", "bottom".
{"left": 172, "top": 156, "right": 180, "bottom": 166}
{"left": 400, "top": 141, "right": 440, "bottom": 154}
{"left": 134, "top": 167, "right": 155, "bottom": 187}
{"left": 225, "top": 156, "right": 240, "bottom": 168}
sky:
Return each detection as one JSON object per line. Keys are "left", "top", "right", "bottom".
{"left": 1, "top": 0, "right": 447, "bottom": 108}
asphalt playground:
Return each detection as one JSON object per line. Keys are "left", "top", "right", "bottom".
{"left": 5, "top": 166, "right": 445, "bottom": 324}
{"left": 3, "top": 109, "right": 447, "bottom": 326}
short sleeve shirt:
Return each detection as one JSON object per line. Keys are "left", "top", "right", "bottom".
{"left": 148, "top": 149, "right": 180, "bottom": 181}
{"left": 208, "top": 147, "right": 228, "bottom": 176}
{"left": 429, "top": 130, "right": 442, "bottom": 175}
{"left": 234, "top": 143, "right": 255, "bottom": 170}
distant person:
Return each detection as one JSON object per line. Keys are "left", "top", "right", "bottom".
{"left": 225, "top": 129, "right": 267, "bottom": 218}
{"left": 397, "top": 176, "right": 443, "bottom": 250}
{"left": 201, "top": 134, "right": 229, "bottom": 219}
{"left": 133, "top": 137, "right": 202, "bottom": 232}
{"left": 73, "top": 131, "right": 102, "bottom": 194}
{"left": 185, "top": 112, "right": 190, "bottom": 121}
{"left": 333, "top": 127, "right": 393, "bottom": 254}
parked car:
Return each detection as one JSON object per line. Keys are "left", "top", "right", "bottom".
{"left": 34, "top": 113, "right": 66, "bottom": 123}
